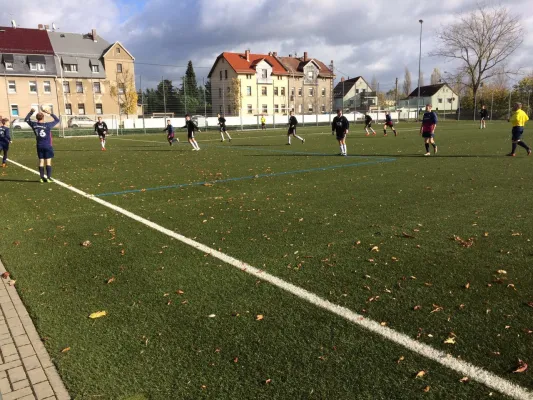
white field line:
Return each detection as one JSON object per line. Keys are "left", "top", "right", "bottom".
{"left": 8, "top": 159, "right": 533, "bottom": 400}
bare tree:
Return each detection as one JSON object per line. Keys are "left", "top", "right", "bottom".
{"left": 431, "top": 3, "right": 523, "bottom": 100}
{"left": 370, "top": 75, "right": 378, "bottom": 92}
{"left": 431, "top": 68, "right": 442, "bottom": 85}
{"left": 403, "top": 67, "right": 412, "bottom": 96}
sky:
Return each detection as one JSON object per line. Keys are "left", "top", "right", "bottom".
{"left": 2, "top": 0, "right": 533, "bottom": 92}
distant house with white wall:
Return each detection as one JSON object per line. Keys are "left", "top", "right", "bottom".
{"left": 333, "top": 76, "right": 376, "bottom": 111}
{"left": 398, "top": 83, "right": 458, "bottom": 111}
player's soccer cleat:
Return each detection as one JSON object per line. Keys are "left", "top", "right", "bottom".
{"left": 40, "top": 178, "right": 47, "bottom": 183}
{"left": 286, "top": 143, "right": 291, "bottom": 145}
{"left": 506, "top": 153, "right": 516, "bottom": 157}
{"left": 384, "top": 134, "right": 388, "bottom": 137}
{"left": 365, "top": 133, "right": 369, "bottom": 136}
{"left": 47, "top": 178, "right": 53, "bottom": 183}
{"left": 1, "top": 163, "right": 6, "bottom": 168}
{"left": 434, "top": 146, "right": 438, "bottom": 154}
{"left": 301, "top": 139, "right": 305, "bottom": 144}
{"left": 528, "top": 149, "right": 532, "bottom": 156}
{"left": 342, "top": 153, "right": 347, "bottom": 156}
{"left": 424, "top": 152, "right": 431, "bottom": 156}
{"left": 221, "top": 139, "right": 224, "bottom": 142}
{"left": 229, "top": 138, "right": 231, "bottom": 142}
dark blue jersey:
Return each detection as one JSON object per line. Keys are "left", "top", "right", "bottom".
{"left": 25, "top": 112, "right": 59, "bottom": 148}
{"left": 289, "top": 116, "right": 298, "bottom": 128}
{"left": 164, "top": 124, "right": 175, "bottom": 135}
{"left": 365, "top": 115, "right": 372, "bottom": 124}
{"left": 218, "top": 117, "right": 226, "bottom": 127}
{"left": 385, "top": 114, "right": 393, "bottom": 123}
{"left": 332, "top": 116, "right": 349, "bottom": 134}
{"left": 421, "top": 111, "right": 438, "bottom": 132}
{"left": 0, "top": 126, "right": 11, "bottom": 144}
{"left": 480, "top": 109, "right": 488, "bottom": 118}
{"left": 94, "top": 121, "right": 108, "bottom": 134}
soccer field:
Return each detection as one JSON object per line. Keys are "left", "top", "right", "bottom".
{"left": 1, "top": 121, "right": 532, "bottom": 399}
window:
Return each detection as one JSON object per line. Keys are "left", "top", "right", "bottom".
{"left": 261, "top": 69, "right": 268, "bottom": 79}
{"left": 219, "top": 88, "right": 222, "bottom": 98}
{"left": 246, "top": 74, "right": 252, "bottom": 79}
{"left": 307, "top": 71, "right": 314, "bottom": 80}
{"left": 117, "top": 63, "right": 123, "bottom": 73}
{"left": 247, "top": 104, "right": 253, "bottom": 114}
{"left": 322, "top": 88, "right": 326, "bottom": 97}
{"left": 321, "top": 104, "right": 326, "bottom": 112}
{"left": 362, "top": 89, "right": 366, "bottom": 93}
{"left": 224, "top": 70, "right": 228, "bottom": 79}
{"left": 29, "top": 81, "right": 37, "bottom": 93}
{"left": 93, "top": 82, "right": 101, "bottom": 93}
{"left": 41, "top": 104, "right": 53, "bottom": 114}
{"left": 246, "top": 86, "right": 252, "bottom": 96}
{"left": 116, "top": 47, "right": 121, "bottom": 54}
{"left": 92, "top": 65, "right": 99, "bottom": 73}
{"left": 298, "top": 104, "right": 302, "bottom": 113}
{"left": 64, "top": 64, "right": 78, "bottom": 72}
{"left": 220, "top": 71, "right": 223, "bottom": 80}
{"left": 274, "top": 87, "right": 279, "bottom": 96}
{"left": 438, "top": 98, "right": 443, "bottom": 103}
{"left": 96, "top": 104, "right": 103, "bottom": 115}
{"left": 76, "top": 81, "right": 83, "bottom": 93}
{"left": 356, "top": 89, "right": 360, "bottom": 94}
{"left": 298, "top": 88, "right": 302, "bottom": 97}
{"left": 281, "top": 87, "right": 286, "bottom": 96}
{"left": 308, "top": 104, "right": 313, "bottom": 112}
{"left": 309, "top": 88, "right": 314, "bottom": 97}
{"left": 118, "top": 83, "right": 125, "bottom": 94}
{"left": 281, "top": 104, "right": 286, "bottom": 114}
{"left": 63, "top": 81, "right": 70, "bottom": 93}
{"left": 30, "top": 63, "right": 37, "bottom": 71}
{"left": 37, "top": 63, "right": 45, "bottom": 71}
{"left": 5, "top": 62, "right": 13, "bottom": 70}
{"left": 65, "top": 104, "right": 72, "bottom": 115}
{"left": 261, "top": 86, "right": 267, "bottom": 96}
{"left": 78, "top": 103, "right": 85, "bottom": 115}
{"left": 43, "top": 81, "right": 51, "bottom": 93}
{"left": 10, "top": 105, "right": 19, "bottom": 116}
{"left": 274, "top": 104, "right": 279, "bottom": 113}
{"left": 8, "top": 81, "right": 16, "bottom": 93}
{"left": 291, "top": 88, "right": 295, "bottom": 96}
{"left": 262, "top": 104, "right": 268, "bottom": 113}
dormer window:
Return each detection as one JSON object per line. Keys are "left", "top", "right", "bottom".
{"left": 262, "top": 69, "right": 268, "bottom": 79}
{"left": 307, "top": 71, "right": 314, "bottom": 80}
{"left": 3, "top": 54, "right": 14, "bottom": 70}
{"left": 5, "top": 62, "right": 13, "bottom": 70}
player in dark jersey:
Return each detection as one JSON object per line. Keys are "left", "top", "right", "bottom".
{"left": 0, "top": 118, "right": 12, "bottom": 168}
{"left": 479, "top": 105, "right": 488, "bottom": 129}
{"left": 383, "top": 112, "right": 397, "bottom": 136}
{"left": 364, "top": 113, "right": 376, "bottom": 136}
{"left": 25, "top": 108, "right": 60, "bottom": 183}
{"left": 287, "top": 111, "right": 305, "bottom": 145}
{"left": 94, "top": 117, "right": 108, "bottom": 151}
{"left": 163, "top": 119, "right": 178, "bottom": 146}
{"left": 182, "top": 114, "right": 201, "bottom": 151}
{"left": 217, "top": 113, "right": 232, "bottom": 142}
{"left": 331, "top": 109, "right": 349, "bottom": 156}
{"left": 420, "top": 104, "right": 438, "bottom": 156}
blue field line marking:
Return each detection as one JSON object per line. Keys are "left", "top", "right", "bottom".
{"left": 95, "top": 158, "right": 396, "bottom": 197}
{"left": 205, "top": 143, "right": 371, "bottom": 158}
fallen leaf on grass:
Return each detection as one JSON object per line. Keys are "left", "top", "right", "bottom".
{"left": 402, "top": 232, "right": 415, "bottom": 239}
{"left": 81, "top": 240, "right": 91, "bottom": 247}
{"left": 511, "top": 232, "right": 522, "bottom": 236}
{"left": 380, "top": 322, "right": 387, "bottom": 326}
{"left": 496, "top": 270, "right": 507, "bottom": 275}
{"left": 256, "top": 314, "right": 264, "bottom": 321}
{"left": 527, "top": 302, "right": 533, "bottom": 308}
{"left": 513, "top": 360, "right": 528, "bottom": 373}
{"left": 176, "top": 290, "right": 184, "bottom": 295}
{"left": 464, "top": 282, "right": 470, "bottom": 289}
{"left": 233, "top": 357, "right": 239, "bottom": 363}
{"left": 415, "top": 370, "right": 426, "bottom": 379}
{"left": 459, "top": 377, "right": 470, "bottom": 383}
{"left": 482, "top": 232, "right": 489, "bottom": 237}
{"left": 265, "top": 378, "right": 272, "bottom": 384}
{"left": 106, "top": 277, "right": 115, "bottom": 284}
{"left": 8, "top": 280, "right": 16, "bottom": 286}
{"left": 89, "top": 311, "right": 107, "bottom": 319}
{"left": 444, "top": 337, "right": 456, "bottom": 344}
{"left": 413, "top": 305, "right": 422, "bottom": 311}
{"left": 423, "top": 386, "right": 431, "bottom": 393}
{"left": 208, "top": 314, "right": 216, "bottom": 318}
{"left": 431, "top": 304, "right": 443, "bottom": 313}
{"left": 370, "top": 246, "right": 380, "bottom": 252}
{"left": 61, "top": 347, "right": 71, "bottom": 353}
{"left": 397, "top": 356, "right": 405, "bottom": 364}
{"left": 1, "top": 272, "right": 9, "bottom": 279}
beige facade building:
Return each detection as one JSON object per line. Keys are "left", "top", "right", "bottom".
{"left": 208, "top": 51, "right": 334, "bottom": 117}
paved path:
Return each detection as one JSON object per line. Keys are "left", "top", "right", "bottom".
{"left": 0, "top": 261, "right": 70, "bottom": 400}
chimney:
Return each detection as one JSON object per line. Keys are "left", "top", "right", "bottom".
{"left": 304, "top": 52, "right": 308, "bottom": 61}
{"left": 38, "top": 24, "right": 44, "bottom": 30}
{"left": 91, "top": 28, "right": 97, "bottom": 42}
{"left": 44, "top": 24, "right": 49, "bottom": 30}
{"left": 245, "top": 49, "right": 250, "bottom": 62}
{"left": 272, "top": 51, "right": 277, "bottom": 57}
{"left": 268, "top": 52, "right": 272, "bottom": 56}
{"left": 341, "top": 77, "right": 345, "bottom": 82}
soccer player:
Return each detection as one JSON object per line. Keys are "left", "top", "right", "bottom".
{"left": 364, "top": 113, "right": 376, "bottom": 136}
{"left": 261, "top": 115, "right": 266, "bottom": 130}
{"left": 331, "top": 109, "right": 349, "bottom": 156}
{"left": 507, "top": 102, "right": 530, "bottom": 157}
{"left": 94, "top": 117, "right": 108, "bottom": 151}
{"left": 217, "top": 113, "right": 232, "bottom": 142}
{"left": 383, "top": 112, "right": 397, "bottom": 136}
{"left": 479, "top": 105, "right": 488, "bottom": 129}
{"left": 25, "top": 108, "right": 59, "bottom": 183}
{"left": 420, "top": 104, "right": 438, "bottom": 156}
{"left": 287, "top": 111, "right": 305, "bottom": 145}
{"left": 0, "top": 118, "right": 12, "bottom": 167}
{"left": 183, "top": 114, "right": 201, "bottom": 151}
{"left": 163, "top": 119, "right": 178, "bottom": 146}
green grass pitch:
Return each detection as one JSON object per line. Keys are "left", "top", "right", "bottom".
{"left": 0, "top": 121, "right": 532, "bottom": 399}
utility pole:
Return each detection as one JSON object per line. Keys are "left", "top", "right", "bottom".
{"left": 162, "top": 76, "right": 167, "bottom": 118}
{"left": 395, "top": 77, "right": 399, "bottom": 107}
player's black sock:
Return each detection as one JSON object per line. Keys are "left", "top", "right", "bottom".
{"left": 39, "top": 167, "right": 45, "bottom": 178}
{"left": 431, "top": 143, "right": 437, "bottom": 149}
{"left": 425, "top": 143, "right": 430, "bottom": 152}
{"left": 2, "top": 150, "right": 7, "bottom": 163}
{"left": 512, "top": 143, "right": 518, "bottom": 154}
{"left": 383, "top": 130, "right": 387, "bottom": 135}
{"left": 518, "top": 141, "right": 530, "bottom": 151}
{"left": 46, "top": 166, "right": 52, "bottom": 179}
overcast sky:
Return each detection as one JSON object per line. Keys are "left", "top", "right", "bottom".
{"left": 2, "top": 0, "right": 533, "bottom": 91}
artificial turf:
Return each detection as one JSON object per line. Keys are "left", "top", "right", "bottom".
{"left": 0, "top": 121, "right": 532, "bottom": 399}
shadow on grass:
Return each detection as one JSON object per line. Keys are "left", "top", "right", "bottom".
{"left": 243, "top": 153, "right": 504, "bottom": 158}
{"left": 0, "top": 178, "right": 40, "bottom": 183}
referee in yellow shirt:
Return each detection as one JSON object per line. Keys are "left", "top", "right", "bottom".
{"left": 508, "top": 102, "right": 531, "bottom": 157}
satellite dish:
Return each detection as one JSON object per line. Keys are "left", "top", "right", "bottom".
{"left": 11, "top": 20, "right": 17, "bottom": 28}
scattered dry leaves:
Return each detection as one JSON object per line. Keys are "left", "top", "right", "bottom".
{"left": 81, "top": 240, "right": 91, "bottom": 247}
{"left": 89, "top": 311, "right": 107, "bottom": 319}
{"left": 423, "top": 386, "right": 431, "bottom": 393}
{"left": 1, "top": 272, "right": 9, "bottom": 279}
{"left": 106, "top": 277, "right": 116, "bottom": 284}
{"left": 256, "top": 314, "right": 264, "bottom": 321}
{"left": 444, "top": 337, "right": 456, "bottom": 345}
{"left": 459, "top": 377, "right": 470, "bottom": 383}
{"left": 415, "top": 370, "right": 426, "bottom": 379}
{"left": 61, "top": 347, "right": 71, "bottom": 353}
{"left": 513, "top": 359, "right": 528, "bottom": 373}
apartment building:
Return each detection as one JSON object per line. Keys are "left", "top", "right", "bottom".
{"left": 208, "top": 50, "right": 334, "bottom": 117}
{"left": 0, "top": 27, "right": 60, "bottom": 118}
{"left": 0, "top": 24, "right": 135, "bottom": 122}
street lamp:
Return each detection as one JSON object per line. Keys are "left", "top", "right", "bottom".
{"left": 417, "top": 19, "right": 423, "bottom": 121}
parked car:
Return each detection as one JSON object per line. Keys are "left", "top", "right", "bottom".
{"left": 191, "top": 115, "right": 208, "bottom": 128}
{"left": 11, "top": 119, "right": 32, "bottom": 130}
{"left": 68, "top": 116, "right": 95, "bottom": 128}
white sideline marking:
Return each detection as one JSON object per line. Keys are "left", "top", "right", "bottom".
{"left": 8, "top": 159, "right": 533, "bottom": 400}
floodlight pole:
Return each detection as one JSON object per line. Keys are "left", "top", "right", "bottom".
{"left": 417, "top": 19, "right": 423, "bottom": 121}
